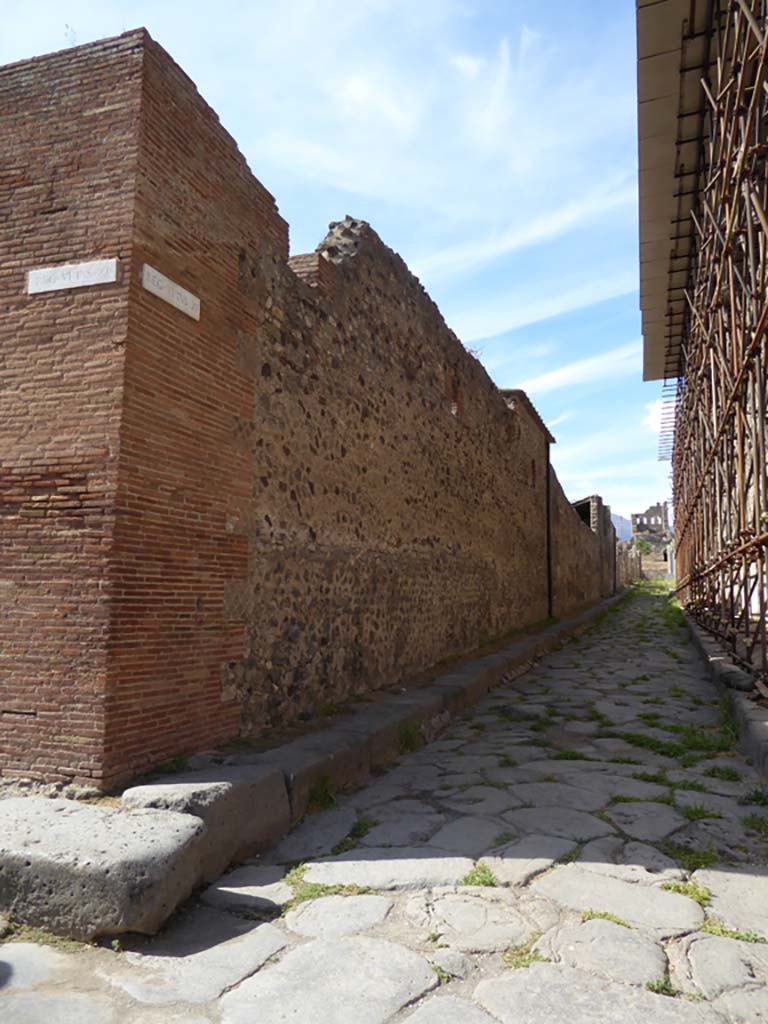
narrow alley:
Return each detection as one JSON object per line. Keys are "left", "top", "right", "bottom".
{"left": 2, "top": 584, "right": 767, "bottom": 1023}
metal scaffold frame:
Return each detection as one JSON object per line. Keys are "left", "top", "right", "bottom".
{"left": 667, "top": 0, "right": 768, "bottom": 681}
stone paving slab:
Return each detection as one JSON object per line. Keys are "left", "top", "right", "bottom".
{"left": 283, "top": 894, "right": 393, "bottom": 937}
{"left": 402, "top": 994, "right": 498, "bottom": 1023}
{"left": 536, "top": 917, "right": 667, "bottom": 986}
{"left": 218, "top": 936, "right": 437, "bottom": 1024}
{"left": 692, "top": 865, "right": 768, "bottom": 939}
{"left": 200, "top": 864, "right": 292, "bottom": 914}
{"left": 0, "top": 991, "right": 117, "bottom": 1024}
{"left": 668, "top": 932, "right": 768, "bottom": 999}
{"left": 501, "top": 806, "right": 615, "bottom": 841}
{"left": 103, "top": 907, "right": 287, "bottom": 1004}
{"left": 0, "top": 942, "right": 67, "bottom": 991}
{"left": 479, "top": 834, "right": 574, "bottom": 885}
{"left": 302, "top": 847, "right": 475, "bottom": 889}
{"left": 532, "top": 864, "right": 704, "bottom": 937}
{"left": 474, "top": 963, "right": 725, "bottom": 1024}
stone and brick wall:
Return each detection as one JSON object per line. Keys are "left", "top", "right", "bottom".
{"left": 1, "top": 30, "right": 619, "bottom": 787}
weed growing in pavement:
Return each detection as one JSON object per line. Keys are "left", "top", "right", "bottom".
{"left": 741, "top": 813, "right": 768, "bottom": 839}
{"left": 558, "top": 843, "right": 583, "bottom": 864}
{"left": 432, "top": 964, "right": 451, "bottom": 984}
{"left": 740, "top": 789, "right": 768, "bottom": 807}
{"left": 4, "top": 921, "right": 84, "bottom": 952}
{"left": 331, "top": 816, "right": 378, "bottom": 855}
{"left": 646, "top": 977, "right": 679, "bottom": 997}
{"left": 701, "top": 919, "right": 766, "bottom": 943}
{"left": 460, "top": 863, "right": 499, "bottom": 887}
{"left": 609, "top": 757, "right": 641, "bottom": 765}
{"left": 633, "top": 770, "right": 671, "bottom": 786}
{"left": 581, "top": 910, "right": 629, "bottom": 928}
{"left": 497, "top": 754, "right": 517, "bottom": 768}
{"left": 661, "top": 881, "right": 711, "bottom": 907}
{"left": 307, "top": 773, "right": 336, "bottom": 811}
{"left": 491, "top": 831, "right": 516, "bottom": 849}
{"left": 675, "top": 780, "right": 708, "bottom": 792}
{"left": 708, "top": 765, "right": 741, "bottom": 778}
{"left": 552, "top": 750, "right": 592, "bottom": 761}
{"left": 281, "top": 865, "right": 371, "bottom": 910}
{"left": 678, "top": 803, "right": 722, "bottom": 822}
{"left": 398, "top": 723, "right": 423, "bottom": 754}
{"left": 503, "top": 933, "right": 549, "bottom": 969}
{"left": 660, "top": 842, "right": 718, "bottom": 872}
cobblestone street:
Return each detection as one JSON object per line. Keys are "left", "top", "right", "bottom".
{"left": 2, "top": 585, "right": 768, "bottom": 1023}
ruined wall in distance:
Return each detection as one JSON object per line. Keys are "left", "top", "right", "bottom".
{"left": 550, "top": 479, "right": 616, "bottom": 617}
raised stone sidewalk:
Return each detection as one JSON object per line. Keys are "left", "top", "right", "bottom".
{"left": 2, "top": 585, "right": 768, "bottom": 1023}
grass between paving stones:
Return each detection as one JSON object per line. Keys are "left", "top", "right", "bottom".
{"left": 659, "top": 842, "right": 718, "bottom": 872}
{"left": 331, "top": 816, "right": 378, "bottom": 855}
{"left": 677, "top": 804, "right": 722, "bottom": 822}
{"left": 492, "top": 831, "right": 516, "bottom": 848}
{"left": 432, "top": 964, "right": 451, "bottom": 985}
{"left": 461, "top": 863, "right": 499, "bottom": 887}
{"left": 497, "top": 754, "right": 517, "bottom": 767}
{"left": 281, "top": 865, "right": 371, "bottom": 912}
{"left": 739, "top": 789, "right": 768, "bottom": 807}
{"left": 705, "top": 765, "right": 742, "bottom": 782}
{"left": 503, "top": 932, "right": 549, "bottom": 969}
{"left": 646, "top": 977, "right": 680, "bottom": 998}
{"left": 581, "top": 910, "right": 630, "bottom": 928}
{"left": 741, "top": 813, "right": 768, "bottom": 838}
{"left": 701, "top": 919, "right": 767, "bottom": 943}
{"left": 558, "top": 843, "right": 583, "bottom": 864}
{"left": 551, "top": 750, "right": 593, "bottom": 761}
{"left": 661, "top": 881, "right": 711, "bottom": 907}
{"left": 3, "top": 920, "right": 85, "bottom": 952}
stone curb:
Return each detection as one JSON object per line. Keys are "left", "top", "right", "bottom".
{"left": 683, "top": 612, "right": 768, "bottom": 779}
{"left": 0, "top": 591, "right": 626, "bottom": 939}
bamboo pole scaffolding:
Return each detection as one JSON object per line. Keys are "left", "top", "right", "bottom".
{"left": 662, "top": 0, "right": 768, "bottom": 679}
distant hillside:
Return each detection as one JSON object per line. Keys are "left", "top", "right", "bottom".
{"left": 611, "top": 513, "right": 632, "bottom": 541}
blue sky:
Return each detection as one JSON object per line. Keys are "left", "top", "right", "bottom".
{"left": 3, "top": 0, "right": 670, "bottom": 518}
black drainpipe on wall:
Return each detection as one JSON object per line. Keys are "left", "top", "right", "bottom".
{"left": 545, "top": 440, "right": 553, "bottom": 618}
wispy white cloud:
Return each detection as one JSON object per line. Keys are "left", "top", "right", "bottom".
{"left": 414, "top": 181, "right": 637, "bottom": 280}
{"left": 451, "top": 271, "right": 638, "bottom": 345}
{"left": 642, "top": 398, "right": 663, "bottom": 433}
{"left": 547, "top": 410, "right": 573, "bottom": 429}
{"left": 519, "top": 340, "right": 641, "bottom": 396}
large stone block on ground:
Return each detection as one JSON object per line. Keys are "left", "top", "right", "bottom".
{"left": 0, "top": 798, "right": 206, "bottom": 939}
{"left": 121, "top": 765, "right": 290, "bottom": 878}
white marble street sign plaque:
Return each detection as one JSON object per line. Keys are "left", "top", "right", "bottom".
{"left": 141, "top": 264, "right": 200, "bottom": 321}
{"left": 26, "top": 258, "right": 118, "bottom": 294}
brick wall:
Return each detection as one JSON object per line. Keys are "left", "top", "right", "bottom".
{"left": 1, "top": 31, "right": 618, "bottom": 787}
{"left": 0, "top": 34, "right": 144, "bottom": 782}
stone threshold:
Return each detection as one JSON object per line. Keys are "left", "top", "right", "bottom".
{"left": 683, "top": 613, "right": 768, "bottom": 780}
{"left": 0, "top": 591, "right": 626, "bottom": 940}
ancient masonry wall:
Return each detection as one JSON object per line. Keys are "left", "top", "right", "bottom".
{"left": 1, "top": 30, "right": 618, "bottom": 787}
{"left": 550, "top": 482, "right": 616, "bottom": 617}
{"left": 0, "top": 35, "right": 144, "bottom": 783}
